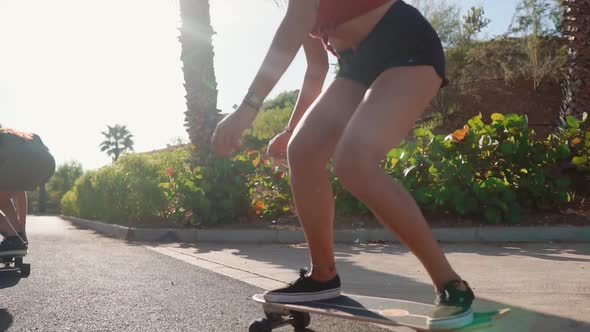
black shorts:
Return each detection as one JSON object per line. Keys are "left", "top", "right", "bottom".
{"left": 336, "top": 0, "right": 448, "bottom": 87}
{"left": 0, "top": 132, "right": 55, "bottom": 192}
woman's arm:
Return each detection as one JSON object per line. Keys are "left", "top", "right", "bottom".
{"left": 246, "top": 0, "right": 318, "bottom": 104}
{"left": 211, "top": 0, "right": 320, "bottom": 157}
{"left": 265, "top": 36, "right": 328, "bottom": 159}
{"left": 286, "top": 35, "right": 329, "bottom": 130}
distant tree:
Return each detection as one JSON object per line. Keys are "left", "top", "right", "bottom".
{"left": 100, "top": 124, "right": 134, "bottom": 162}
{"left": 46, "top": 161, "right": 83, "bottom": 211}
{"left": 38, "top": 184, "right": 47, "bottom": 214}
{"left": 508, "top": 0, "right": 562, "bottom": 36}
{"left": 460, "top": 6, "right": 491, "bottom": 45}
{"left": 242, "top": 91, "right": 299, "bottom": 150}
{"left": 410, "top": 0, "right": 463, "bottom": 46}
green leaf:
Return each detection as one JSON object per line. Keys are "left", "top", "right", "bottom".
{"left": 572, "top": 156, "right": 588, "bottom": 166}
{"left": 414, "top": 187, "right": 432, "bottom": 204}
{"left": 451, "top": 190, "right": 472, "bottom": 216}
{"left": 468, "top": 114, "right": 484, "bottom": 129}
{"left": 387, "top": 148, "right": 405, "bottom": 160}
{"left": 491, "top": 113, "right": 505, "bottom": 122}
{"left": 566, "top": 115, "right": 580, "bottom": 129}
{"left": 414, "top": 128, "right": 431, "bottom": 138}
{"left": 556, "top": 144, "right": 571, "bottom": 159}
{"left": 428, "top": 165, "right": 439, "bottom": 176}
{"left": 556, "top": 177, "right": 571, "bottom": 189}
{"left": 501, "top": 189, "right": 517, "bottom": 203}
{"left": 500, "top": 141, "right": 517, "bottom": 155}
{"left": 484, "top": 206, "right": 502, "bottom": 224}
{"left": 506, "top": 205, "right": 523, "bottom": 224}
{"left": 464, "top": 196, "right": 479, "bottom": 214}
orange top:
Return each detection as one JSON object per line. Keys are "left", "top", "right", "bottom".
{"left": 310, "top": 0, "right": 391, "bottom": 56}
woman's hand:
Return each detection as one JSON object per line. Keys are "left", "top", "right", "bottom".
{"left": 212, "top": 104, "right": 258, "bottom": 157}
{"left": 267, "top": 130, "right": 292, "bottom": 160}
{"left": 0, "top": 128, "right": 34, "bottom": 141}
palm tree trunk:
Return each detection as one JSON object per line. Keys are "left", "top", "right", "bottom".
{"left": 178, "top": 0, "right": 220, "bottom": 166}
{"left": 560, "top": 0, "right": 590, "bottom": 122}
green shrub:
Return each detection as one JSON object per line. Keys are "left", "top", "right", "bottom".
{"left": 61, "top": 149, "right": 191, "bottom": 225}
{"left": 70, "top": 170, "right": 101, "bottom": 220}
{"left": 246, "top": 152, "right": 292, "bottom": 219}
{"left": 385, "top": 113, "right": 571, "bottom": 223}
{"left": 60, "top": 190, "right": 79, "bottom": 217}
{"left": 159, "top": 152, "right": 255, "bottom": 225}
{"left": 63, "top": 114, "right": 579, "bottom": 226}
{"left": 551, "top": 113, "right": 589, "bottom": 172}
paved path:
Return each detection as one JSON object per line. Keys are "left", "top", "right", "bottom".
{"left": 0, "top": 217, "right": 389, "bottom": 331}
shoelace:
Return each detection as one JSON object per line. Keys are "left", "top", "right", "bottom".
{"left": 289, "top": 268, "right": 309, "bottom": 285}
{"left": 437, "top": 281, "right": 468, "bottom": 305}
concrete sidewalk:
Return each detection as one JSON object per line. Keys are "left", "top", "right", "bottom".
{"left": 145, "top": 242, "right": 590, "bottom": 332}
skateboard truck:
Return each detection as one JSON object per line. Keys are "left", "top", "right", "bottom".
{"left": 0, "top": 199, "right": 30, "bottom": 278}
{"left": 1, "top": 255, "right": 31, "bottom": 277}
{"left": 249, "top": 303, "right": 311, "bottom": 332}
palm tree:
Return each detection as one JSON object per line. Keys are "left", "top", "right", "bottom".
{"left": 99, "top": 124, "right": 134, "bottom": 162}
{"left": 178, "top": 0, "right": 220, "bottom": 166}
{"left": 560, "top": 0, "right": 590, "bottom": 124}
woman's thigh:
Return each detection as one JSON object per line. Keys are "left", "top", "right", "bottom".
{"left": 334, "top": 66, "right": 441, "bottom": 170}
{"left": 288, "top": 78, "right": 367, "bottom": 167}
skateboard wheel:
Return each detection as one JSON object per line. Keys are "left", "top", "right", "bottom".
{"left": 248, "top": 319, "right": 272, "bottom": 332}
{"left": 264, "top": 311, "right": 283, "bottom": 322}
{"left": 20, "top": 264, "right": 31, "bottom": 278}
{"left": 290, "top": 312, "right": 310, "bottom": 329}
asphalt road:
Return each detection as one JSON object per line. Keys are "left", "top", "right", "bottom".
{"left": 0, "top": 217, "right": 390, "bottom": 332}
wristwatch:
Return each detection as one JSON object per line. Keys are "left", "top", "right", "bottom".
{"left": 243, "top": 90, "right": 263, "bottom": 109}
{"left": 284, "top": 126, "right": 294, "bottom": 133}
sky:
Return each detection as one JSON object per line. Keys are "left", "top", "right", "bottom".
{"left": 0, "top": 0, "right": 519, "bottom": 170}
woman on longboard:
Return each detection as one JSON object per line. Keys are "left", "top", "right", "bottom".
{"left": 212, "top": 0, "right": 475, "bottom": 329}
{"left": 0, "top": 128, "right": 55, "bottom": 256}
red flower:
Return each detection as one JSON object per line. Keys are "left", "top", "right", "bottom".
{"left": 452, "top": 125, "right": 470, "bottom": 141}
{"left": 166, "top": 168, "right": 175, "bottom": 177}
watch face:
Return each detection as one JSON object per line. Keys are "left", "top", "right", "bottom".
{"left": 246, "top": 90, "right": 261, "bottom": 103}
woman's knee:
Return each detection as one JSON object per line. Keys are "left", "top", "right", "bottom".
{"left": 287, "top": 134, "right": 328, "bottom": 174}
{"left": 333, "top": 140, "right": 379, "bottom": 192}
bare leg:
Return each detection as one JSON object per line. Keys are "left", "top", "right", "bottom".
{"left": 0, "top": 193, "right": 22, "bottom": 237}
{"left": 287, "top": 78, "right": 367, "bottom": 281}
{"left": 333, "top": 66, "right": 461, "bottom": 291}
{"left": 14, "top": 192, "right": 27, "bottom": 234}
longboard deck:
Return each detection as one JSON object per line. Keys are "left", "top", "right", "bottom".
{"left": 0, "top": 253, "right": 27, "bottom": 258}
{"left": 253, "top": 293, "right": 510, "bottom": 331}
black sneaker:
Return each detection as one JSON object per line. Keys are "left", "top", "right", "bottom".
{"left": 427, "top": 280, "right": 475, "bottom": 330}
{"left": 0, "top": 233, "right": 28, "bottom": 257}
{"left": 263, "top": 268, "right": 341, "bottom": 303}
